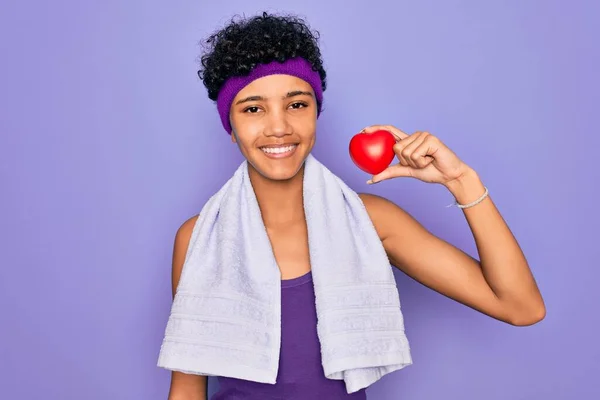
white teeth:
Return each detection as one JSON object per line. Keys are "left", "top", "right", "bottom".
{"left": 261, "top": 145, "right": 297, "bottom": 154}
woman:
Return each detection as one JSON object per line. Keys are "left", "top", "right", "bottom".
{"left": 162, "top": 12, "right": 545, "bottom": 400}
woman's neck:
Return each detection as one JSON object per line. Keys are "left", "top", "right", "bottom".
{"left": 249, "top": 164, "right": 306, "bottom": 227}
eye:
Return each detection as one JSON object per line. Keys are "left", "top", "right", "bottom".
{"left": 289, "top": 102, "right": 308, "bottom": 109}
{"left": 243, "top": 106, "right": 261, "bottom": 113}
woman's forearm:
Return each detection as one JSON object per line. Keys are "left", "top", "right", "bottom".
{"left": 444, "top": 167, "right": 546, "bottom": 325}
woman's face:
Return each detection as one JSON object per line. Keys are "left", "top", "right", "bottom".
{"left": 229, "top": 74, "right": 318, "bottom": 181}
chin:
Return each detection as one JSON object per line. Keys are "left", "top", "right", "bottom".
{"left": 264, "top": 168, "right": 302, "bottom": 181}
{"left": 249, "top": 146, "right": 308, "bottom": 181}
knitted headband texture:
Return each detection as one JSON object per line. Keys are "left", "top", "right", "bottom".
{"left": 216, "top": 57, "right": 323, "bottom": 134}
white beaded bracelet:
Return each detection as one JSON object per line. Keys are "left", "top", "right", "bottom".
{"left": 446, "top": 186, "right": 489, "bottom": 209}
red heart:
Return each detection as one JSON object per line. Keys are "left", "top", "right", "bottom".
{"left": 349, "top": 130, "right": 396, "bottom": 175}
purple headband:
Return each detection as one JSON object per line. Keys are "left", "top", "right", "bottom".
{"left": 216, "top": 57, "right": 323, "bottom": 134}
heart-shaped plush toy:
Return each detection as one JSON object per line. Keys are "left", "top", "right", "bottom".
{"left": 349, "top": 129, "right": 397, "bottom": 175}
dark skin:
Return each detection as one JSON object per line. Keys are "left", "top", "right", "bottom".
{"left": 166, "top": 74, "right": 545, "bottom": 399}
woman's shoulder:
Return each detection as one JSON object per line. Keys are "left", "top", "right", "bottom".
{"left": 170, "top": 214, "right": 200, "bottom": 295}
{"left": 358, "top": 192, "right": 405, "bottom": 218}
{"left": 173, "top": 214, "right": 200, "bottom": 252}
{"left": 357, "top": 193, "right": 419, "bottom": 240}
{"left": 176, "top": 214, "right": 199, "bottom": 239}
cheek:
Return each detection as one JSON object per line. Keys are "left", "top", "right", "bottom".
{"left": 229, "top": 112, "right": 241, "bottom": 133}
{"left": 230, "top": 123, "right": 259, "bottom": 151}
{"left": 291, "top": 110, "right": 316, "bottom": 130}
{"left": 231, "top": 112, "right": 261, "bottom": 134}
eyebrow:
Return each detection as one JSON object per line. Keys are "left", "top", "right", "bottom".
{"left": 234, "top": 90, "right": 313, "bottom": 105}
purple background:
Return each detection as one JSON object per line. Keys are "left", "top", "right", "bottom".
{"left": 1, "top": 1, "right": 598, "bottom": 399}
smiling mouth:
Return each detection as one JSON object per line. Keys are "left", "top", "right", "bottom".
{"left": 260, "top": 144, "right": 298, "bottom": 158}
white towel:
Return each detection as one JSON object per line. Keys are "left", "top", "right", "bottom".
{"left": 157, "top": 153, "right": 412, "bottom": 393}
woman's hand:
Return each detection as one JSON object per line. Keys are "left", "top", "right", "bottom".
{"left": 362, "top": 125, "right": 471, "bottom": 187}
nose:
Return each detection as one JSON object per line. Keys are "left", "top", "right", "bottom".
{"left": 264, "top": 108, "right": 292, "bottom": 137}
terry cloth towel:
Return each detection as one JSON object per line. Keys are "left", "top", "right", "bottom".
{"left": 157, "top": 153, "right": 413, "bottom": 393}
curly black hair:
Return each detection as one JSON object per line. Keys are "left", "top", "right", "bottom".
{"left": 198, "top": 12, "right": 327, "bottom": 102}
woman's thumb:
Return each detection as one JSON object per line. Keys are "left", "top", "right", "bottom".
{"left": 367, "top": 164, "right": 413, "bottom": 184}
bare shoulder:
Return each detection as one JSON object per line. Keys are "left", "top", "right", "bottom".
{"left": 358, "top": 192, "right": 404, "bottom": 216}
{"left": 171, "top": 214, "right": 199, "bottom": 297}
{"left": 175, "top": 214, "right": 199, "bottom": 244}
{"left": 358, "top": 193, "right": 426, "bottom": 241}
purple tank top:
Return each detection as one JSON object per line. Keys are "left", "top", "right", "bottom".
{"left": 211, "top": 270, "right": 367, "bottom": 400}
